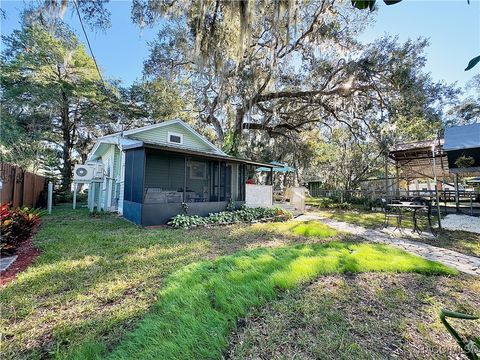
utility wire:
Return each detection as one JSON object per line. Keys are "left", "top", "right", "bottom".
{"left": 72, "top": 0, "right": 105, "bottom": 87}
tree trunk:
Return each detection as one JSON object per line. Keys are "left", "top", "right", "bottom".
{"left": 60, "top": 94, "right": 73, "bottom": 192}
{"left": 231, "top": 108, "right": 245, "bottom": 155}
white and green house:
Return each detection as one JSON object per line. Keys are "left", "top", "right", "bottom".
{"left": 87, "top": 119, "right": 273, "bottom": 226}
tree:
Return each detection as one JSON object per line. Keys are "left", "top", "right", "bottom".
{"left": 1, "top": 22, "right": 116, "bottom": 190}
{"left": 141, "top": 1, "right": 455, "bottom": 158}
{"left": 447, "top": 75, "right": 480, "bottom": 125}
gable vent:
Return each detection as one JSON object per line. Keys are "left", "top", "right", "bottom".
{"left": 168, "top": 132, "right": 183, "bottom": 144}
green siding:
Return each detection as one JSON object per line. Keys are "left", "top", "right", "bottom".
{"left": 129, "top": 123, "right": 216, "bottom": 153}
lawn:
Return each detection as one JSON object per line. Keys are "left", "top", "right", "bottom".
{"left": 0, "top": 206, "right": 343, "bottom": 359}
{"left": 313, "top": 208, "right": 480, "bottom": 257}
{"left": 0, "top": 205, "right": 472, "bottom": 360}
{"left": 229, "top": 273, "right": 480, "bottom": 359}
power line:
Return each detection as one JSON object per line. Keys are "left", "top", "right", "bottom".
{"left": 72, "top": 0, "right": 105, "bottom": 86}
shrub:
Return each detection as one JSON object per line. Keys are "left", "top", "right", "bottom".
{"left": 1, "top": 204, "right": 44, "bottom": 255}
{"left": 307, "top": 197, "right": 333, "bottom": 208}
{"left": 168, "top": 205, "right": 292, "bottom": 229}
{"left": 168, "top": 214, "right": 206, "bottom": 229}
{"left": 55, "top": 190, "right": 88, "bottom": 204}
{"left": 332, "top": 202, "right": 352, "bottom": 210}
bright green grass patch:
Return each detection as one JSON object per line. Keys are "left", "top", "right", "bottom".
{"left": 316, "top": 209, "right": 479, "bottom": 257}
{"left": 246, "top": 220, "right": 340, "bottom": 238}
{"left": 73, "top": 242, "right": 456, "bottom": 360}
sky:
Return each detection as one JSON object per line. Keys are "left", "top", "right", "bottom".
{"left": 1, "top": 0, "right": 479, "bottom": 89}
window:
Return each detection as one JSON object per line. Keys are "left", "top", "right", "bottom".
{"left": 189, "top": 161, "right": 207, "bottom": 180}
{"left": 168, "top": 132, "right": 183, "bottom": 145}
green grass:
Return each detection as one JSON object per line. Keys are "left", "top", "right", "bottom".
{"left": 230, "top": 273, "right": 480, "bottom": 359}
{"left": 313, "top": 208, "right": 480, "bottom": 257}
{"left": 0, "top": 205, "right": 343, "bottom": 359}
{"left": 73, "top": 242, "right": 455, "bottom": 360}
{"left": 318, "top": 209, "right": 386, "bottom": 229}
{"left": 0, "top": 205, "right": 459, "bottom": 360}
{"left": 246, "top": 220, "right": 340, "bottom": 238}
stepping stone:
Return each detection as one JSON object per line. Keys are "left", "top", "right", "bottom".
{"left": 0, "top": 256, "right": 17, "bottom": 272}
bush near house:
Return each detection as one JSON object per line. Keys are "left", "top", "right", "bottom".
{"left": 169, "top": 206, "right": 292, "bottom": 229}
{"left": 0, "top": 204, "right": 43, "bottom": 255}
{"left": 306, "top": 197, "right": 353, "bottom": 210}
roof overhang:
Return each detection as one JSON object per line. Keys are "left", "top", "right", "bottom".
{"left": 88, "top": 136, "right": 142, "bottom": 160}
{"left": 133, "top": 142, "right": 274, "bottom": 168}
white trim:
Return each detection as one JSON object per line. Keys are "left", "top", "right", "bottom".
{"left": 167, "top": 131, "right": 184, "bottom": 145}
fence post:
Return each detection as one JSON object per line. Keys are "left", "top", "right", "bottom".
{"left": 470, "top": 193, "right": 473, "bottom": 216}
{"left": 47, "top": 181, "right": 53, "bottom": 215}
{"left": 73, "top": 183, "right": 77, "bottom": 210}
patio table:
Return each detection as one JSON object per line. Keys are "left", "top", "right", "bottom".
{"left": 387, "top": 203, "right": 432, "bottom": 234}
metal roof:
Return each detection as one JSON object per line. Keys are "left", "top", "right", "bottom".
{"left": 444, "top": 123, "right": 480, "bottom": 151}
{"left": 256, "top": 161, "right": 296, "bottom": 173}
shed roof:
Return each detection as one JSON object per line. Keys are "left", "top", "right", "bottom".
{"left": 444, "top": 123, "right": 480, "bottom": 151}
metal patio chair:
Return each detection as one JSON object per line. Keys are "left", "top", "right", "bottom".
{"left": 381, "top": 198, "right": 402, "bottom": 230}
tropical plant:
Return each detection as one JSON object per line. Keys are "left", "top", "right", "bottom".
{"left": 0, "top": 204, "right": 44, "bottom": 254}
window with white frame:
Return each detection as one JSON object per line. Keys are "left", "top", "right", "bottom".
{"left": 167, "top": 132, "right": 183, "bottom": 145}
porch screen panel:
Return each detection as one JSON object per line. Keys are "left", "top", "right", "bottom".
{"left": 210, "top": 161, "right": 219, "bottom": 201}
{"left": 218, "top": 163, "right": 232, "bottom": 201}
{"left": 144, "top": 151, "right": 185, "bottom": 203}
{"left": 185, "top": 157, "right": 210, "bottom": 203}
{"left": 124, "top": 150, "right": 133, "bottom": 202}
{"left": 237, "top": 164, "right": 246, "bottom": 201}
{"left": 124, "top": 148, "right": 145, "bottom": 203}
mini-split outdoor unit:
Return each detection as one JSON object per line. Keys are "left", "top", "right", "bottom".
{"left": 74, "top": 163, "right": 105, "bottom": 182}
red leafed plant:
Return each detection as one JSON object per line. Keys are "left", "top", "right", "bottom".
{"left": 1, "top": 204, "right": 44, "bottom": 256}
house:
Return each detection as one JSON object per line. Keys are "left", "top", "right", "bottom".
{"left": 87, "top": 119, "right": 274, "bottom": 226}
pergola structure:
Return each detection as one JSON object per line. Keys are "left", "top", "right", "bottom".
{"left": 389, "top": 138, "right": 449, "bottom": 181}
{"left": 388, "top": 124, "right": 480, "bottom": 222}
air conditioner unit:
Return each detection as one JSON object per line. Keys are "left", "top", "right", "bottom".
{"left": 74, "top": 164, "right": 94, "bottom": 182}
{"left": 92, "top": 163, "right": 105, "bottom": 180}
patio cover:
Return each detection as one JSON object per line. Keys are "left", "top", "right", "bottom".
{"left": 388, "top": 139, "right": 449, "bottom": 179}
{"left": 256, "top": 161, "right": 296, "bottom": 173}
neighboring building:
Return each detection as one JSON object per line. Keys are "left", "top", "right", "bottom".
{"left": 444, "top": 123, "right": 480, "bottom": 175}
{"left": 88, "top": 119, "right": 273, "bottom": 226}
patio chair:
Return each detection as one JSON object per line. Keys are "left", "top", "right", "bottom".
{"left": 412, "top": 197, "right": 433, "bottom": 234}
{"left": 381, "top": 198, "right": 402, "bottom": 230}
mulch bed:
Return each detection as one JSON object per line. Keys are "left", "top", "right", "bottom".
{"left": 1, "top": 231, "right": 41, "bottom": 286}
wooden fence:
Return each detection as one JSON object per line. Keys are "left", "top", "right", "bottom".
{"left": 0, "top": 163, "right": 46, "bottom": 208}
